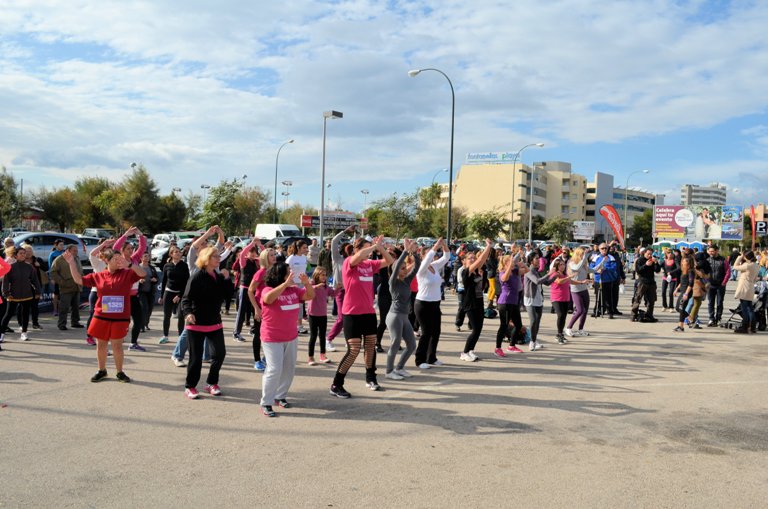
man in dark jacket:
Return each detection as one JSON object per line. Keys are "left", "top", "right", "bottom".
{"left": 631, "top": 248, "right": 661, "bottom": 321}
{"left": 706, "top": 244, "right": 731, "bottom": 326}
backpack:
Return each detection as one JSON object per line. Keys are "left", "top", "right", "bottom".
{"left": 484, "top": 307, "right": 498, "bottom": 318}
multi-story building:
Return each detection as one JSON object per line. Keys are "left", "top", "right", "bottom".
{"left": 681, "top": 183, "right": 727, "bottom": 206}
{"left": 586, "top": 172, "right": 661, "bottom": 240}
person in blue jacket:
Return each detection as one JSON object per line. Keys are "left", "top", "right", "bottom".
{"left": 590, "top": 242, "right": 620, "bottom": 319}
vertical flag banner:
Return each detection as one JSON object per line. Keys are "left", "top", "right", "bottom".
{"left": 599, "top": 204, "right": 625, "bottom": 248}
{"left": 751, "top": 205, "right": 756, "bottom": 249}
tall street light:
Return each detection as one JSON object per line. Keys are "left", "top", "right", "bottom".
{"left": 509, "top": 143, "right": 544, "bottom": 240}
{"left": 409, "top": 68, "right": 455, "bottom": 243}
{"left": 200, "top": 184, "right": 210, "bottom": 203}
{"left": 527, "top": 162, "right": 546, "bottom": 245}
{"left": 431, "top": 167, "right": 448, "bottom": 185}
{"left": 624, "top": 169, "right": 650, "bottom": 246}
{"left": 274, "top": 139, "right": 294, "bottom": 222}
{"left": 360, "top": 189, "right": 369, "bottom": 210}
{"left": 320, "top": 111, "right": 343, "bottom": 245}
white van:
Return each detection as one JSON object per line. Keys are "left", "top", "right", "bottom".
{"left": 254, "top": 224, "right": 301, "bottom": 240}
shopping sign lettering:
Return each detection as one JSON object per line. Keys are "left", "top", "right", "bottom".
{"left": 301, "top": 214, "right": 368, "bottom": 229}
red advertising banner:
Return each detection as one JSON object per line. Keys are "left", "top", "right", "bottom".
{"left": 599, "top": 204, "right": 625, "bottom": 249}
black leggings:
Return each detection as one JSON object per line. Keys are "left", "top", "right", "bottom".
{"left": 552, "top": 301, "right": 569, "bottom": 334}
{"left": 162, "top": 291, "right": 184, "bottom": 337}
{"left": 130, "top": 295, "right": 142, "bottom": 344}
{"left": 251, "top": 318, "right": 262, "bottom": 361}
{"left": 414, "top": 300, "right": 442, "bottom": 365}
{"left": 185, "top": 328, "right": 226, "bottom": 389}
{"left": 376, "top": 295, "right": 391, "bottom": 345}
{"left": 661, "top": 279, "right": 676, "bottom": 309}
{"left": 496, "top": 303, "right": 523, "bottom": 348}
{"left": 308, "top": 315, "right": 327, "bottom": 357}
{"left": 2, "top": 300, "right": 31, "bottom": 333}
{"left": 463, "top": 302, "right": 485, "bottom": 353}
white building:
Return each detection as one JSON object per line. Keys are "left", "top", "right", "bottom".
{"left": 681, "top": 183, "right": 727, "bottom": 206}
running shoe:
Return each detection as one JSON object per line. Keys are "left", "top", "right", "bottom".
{"left": 576, "top": 330, "right": 590, "bottom": 336}
{"left": 493, "top": 347, "right": 506, "bottom": 358}
{"left": 376, "top": 345, "right": 385, "bottom": 353}
{"left": 205, "top": 384, "right": 222, "bottom": 396}
{"left": 506, "top": 345, "right": 523, "bottom": 353}
{"left": 365, "top": 380, "right": 382, "bottom": 391}
{"left": 298, "top": 327, "right": 308, "bottom": 335}
{"left": 673, "top": 326, "right": 685, "bottom": 332}
{"left": 564, "top": 328, "right": 574, "bottom": 337}
{"left": 430, "top": 359, "right": 445, "bottom": 366}
{"left": 172, "top": 356, "right": 186, "bottom": 367}
{"left": 86, "top": 336, "right": 96, "bottom": 346}
{"left": 394, "top": 368, "right": 413, "bottom": 378}
{"left": 330, "top": 385, "right": 351, "bottom": 399}
{"left": 261, "top": 405, "right": 276, "bottom": 417}
{"left": 459, "top": 352, "right": 474, "bottom": 362}
{"left": 418, "top": 362, "right": 431, "bottom": 369}
{"left": 116, "top": 371, "right": 131, "bottom": 383}
{"left": 385, "top": 371, "right": 404, "bottom": 380}
{"left": 0, "top": 333, "right": 5, "bottom": 343}
{"left": 20, "top": 332, "right": 29, "bottom": 341}
{"left": 71, "top": 323, "right": 85, "bottom": 329}
{"left": 185, "top": 388, "right": 199, "bottom": 400}
{"left": 128, "top": 344, "right": 146, "bottom": 352}
{"left": 467, "top": 350, "right": 478, "bottom": 361}
{"left": 32, "top": 323, "right": 43, "bottom": 330}
{"left": 233, "top": 333, "right": 245, "bottom": 343}
{"left": 91, "top": 369, "right": 108, "bottom": 383}
{"left": 158, "top": 336, "right": 169, "bottom": 344}
{"left": 326, "top": 341, "right": 336, "bottom": 352}
{"left": 274, "top": 398, "right": 291, "bottom": 408}
{"left": 319, "top": 354, "right": 330, "bottom": 363}
{"left": 557, "top": 334, "right": 566, "bottom": 344}
{"left": 308, "top": 357, "right": 317, "bottom": 366}
{"left": 254, "top": 359, "right": 266, "bottom": 371}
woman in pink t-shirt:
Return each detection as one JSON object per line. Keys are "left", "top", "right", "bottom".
{"left": 247, "top": 247, "right": 277, "bottom": 372}
{"left": 330, "top": 236, "right": 394, "bottom": 399}
{"left": 259, "top": 262, "right": 314, "bottom": 417}
{"left": 548, "top": 258, "right": 577, "bottom": 345}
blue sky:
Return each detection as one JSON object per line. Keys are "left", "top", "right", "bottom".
{"left": 1, "top": 0, "right": 767, "bottom": 214}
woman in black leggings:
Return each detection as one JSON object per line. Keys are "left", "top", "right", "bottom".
{"left": 160, "top": 246, "right": 189, "bottom": 344}
{"left": 460, "top": 239, "right": 493, "bottom": 362}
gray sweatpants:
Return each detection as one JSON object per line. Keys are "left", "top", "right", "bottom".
{"left": 260, "top": 339, "right": 298, "bottom": 406}
{"left": 385, "top": 311, "right": 417, "bottom": 373}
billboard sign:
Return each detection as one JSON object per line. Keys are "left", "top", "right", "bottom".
{"left": 301, "top": 214, "right": 367, "bottom": 229}
{"left": 572, "top": 221, "right": 595, "bottom": 240}
{"left": 653, "top": 205, "right": 743, "bottom": 240}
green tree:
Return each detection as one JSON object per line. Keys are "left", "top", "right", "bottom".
{"left": 95, "top": 165, "right": 161, "bottom": 230}
{"left": 539, "top": 217, "right": 573, "bottom": 244}
{"left": 154, "top": 193, "right": 188, "bottom": 232}
{"left": 182, "top": 192, "right": 203, "bottom": 229}
{"left": 467, "top": 208, "right": 507, "bottom": 240}
{"left": 29, "top": 187, "right": 79, "bottom": 232}
{"left": 234, "top": 187, "right": 273, "bottom": 235}
{"left": 72, "top": 177, "right": 114, "bottom": 231}
{"left": 627, "top": 209, "right": 653, "bottom": 246}
{"left": 367, "top": 193, "right": 418, "bottom": 239}
{"left": 0, "top": 166, "right": 22, "bottom": 230}
{"left": 198, "top": 179, "right": 245, "bottom": 233}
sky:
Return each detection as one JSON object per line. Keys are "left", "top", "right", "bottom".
{"left": 2, "top": 0, "right": 768, "bottom": 214}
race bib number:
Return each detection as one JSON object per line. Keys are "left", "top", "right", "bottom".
{"left": 102, "top": 296, "right": 125, "bottom": 314}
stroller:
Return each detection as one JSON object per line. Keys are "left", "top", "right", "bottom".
{"left": 720, "top": 280, "right": 768, "bottom": 331}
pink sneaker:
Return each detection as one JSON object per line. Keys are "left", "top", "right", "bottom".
{"left": 86, "top": 336, "right": 96, "bottom": 346}
{"left": 319, "top": 354, "right": 330, "bottom": 363}
{"left": 506, "top": 345, "right": 523, "bottom": 353}
{"left": 493, "top": 347, "right": 506, "bottom": 358}
{"left": 205, "top": 384, "right": 222, "bottom": 396}
{"left": 185, "top": 388, "right": 200, "bottom": 400}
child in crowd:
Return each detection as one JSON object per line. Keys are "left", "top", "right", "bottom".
{"left": 307, "top": 267, "right": 334, "bottom": 366}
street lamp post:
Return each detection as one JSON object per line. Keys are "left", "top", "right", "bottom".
{"left": 360, "top": 189, "right": 369, "bottom": 210}
{"left": 274, "top": 139, "right": 294, "bottom": 223}
{"left": 320, "top": 111, "right": 343, "bottom": 245}
{"left": 409, "top": 68, "right": 455, "bottom": 243}
{"left": 527, "top": 162, "right": 546, "bottom": 245}
{"left": 431, "top": 168, "right": 448, "bottom": 185}
{"left": 200, "top": 184, "right": 210, "bottom": 203}
{"left": 624, "top": 169, "right": 650, "bottom": 246}
{"left": 509, "top": 143, "right": 544, "bottom": 240}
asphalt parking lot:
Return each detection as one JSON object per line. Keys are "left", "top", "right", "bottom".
{"left": 1, "top": 289, "right": 766, "bottom": 508}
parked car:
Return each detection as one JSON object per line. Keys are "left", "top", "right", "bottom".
{"left": 12, "top": 232, "right": 89, "bottom": 268}
{"left": 77, "top": 235, "right": 104, "bottom": 248}
{"left": 254, "top": 224, "right": 302, "bottom": 240}
{"left": 82, "top": 228, "right": 116, "bottom": 239}
{"left": 272, "top": 236, "right": 312, "bottom": 249}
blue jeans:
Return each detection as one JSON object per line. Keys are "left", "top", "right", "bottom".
{"left": 707, "top": 285, "right": 726, "bottom": 322}
{"left": 173, "top": 328, "right": 210, "bottom": 361}
{"left": 739, "top": 299, "right": 755, "bottom": 329}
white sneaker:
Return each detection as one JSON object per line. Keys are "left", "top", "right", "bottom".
{"left": 365, "top": 381, "right": 381, "bottom": 391}
{"left": 418, "top": 362, "right": 431, "bottom": 369}
{"left": 576, "top": 330, "right": 590, "bottom": 337}
{"left": 385, "top": 371, "right": 404, "bottom": 380}
{"left": 468, "top": 350, "right": 478, "bottom": 361}
{"left": 20, "top": 332, "right": 29, "bottom": 341}
{"left": 534, "top": 341, "right": 544, "bottom": 350}
{"left": 0, "top": 333, "right": 5, "bottom": 343}
{"left": 326, "top": 341, "right": 336, "bottom": 352}
{"left": 429, "top": 359, "right": 444, "bottom": 366}
{"left": 394, "top": 368, "right": 413, "bottom": 378}
{"left": 459, "top": 353, "right": 474, "bottom": 362}
{"left": 529, "top": 341, "right": 537, "bottom": 351}
{"left": 564, "top": 328, "right": 574, "bottom": 337}
{"left": 171, "top": 355, "right": 186, "bottom": 367}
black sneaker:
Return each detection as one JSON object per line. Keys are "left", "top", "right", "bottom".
{"left": 58, "top": 325, "right": 68, "bottom": 331}
{"left": 71, "top": 323, "right": 85, "bottom": 329}
{"left": 261, "top": 405, "right": 276, "bottom": 417}
{"left": 375, "top": 345, "right": 384, "bottom": 353}
{"left": 32, "top": 324, "right": 43, "bottom": 330}
{"left": 330, "top": 385, "right": 351, "bottom": 399}
{"left": 707, "top": 320, "right": 717, "bottom": 327}
{"left": 116, "top": 371, "right": 131, "bottom": 383}
{"left": 275, "top": 398, "right": 291, "bottom": 408}
{"left": 91, "top": 370, "right": 108, "bottom": 382}
{"left": 557, "top": 334, "right": 566, "bottom": 344}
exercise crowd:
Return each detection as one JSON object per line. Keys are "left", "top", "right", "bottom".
{"left": 1, "top": 229, "right": 764, "bottom": 417}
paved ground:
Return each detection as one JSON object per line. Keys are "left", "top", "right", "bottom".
{"left": 1, "top": 288, "right": 767, "bottom": 508}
